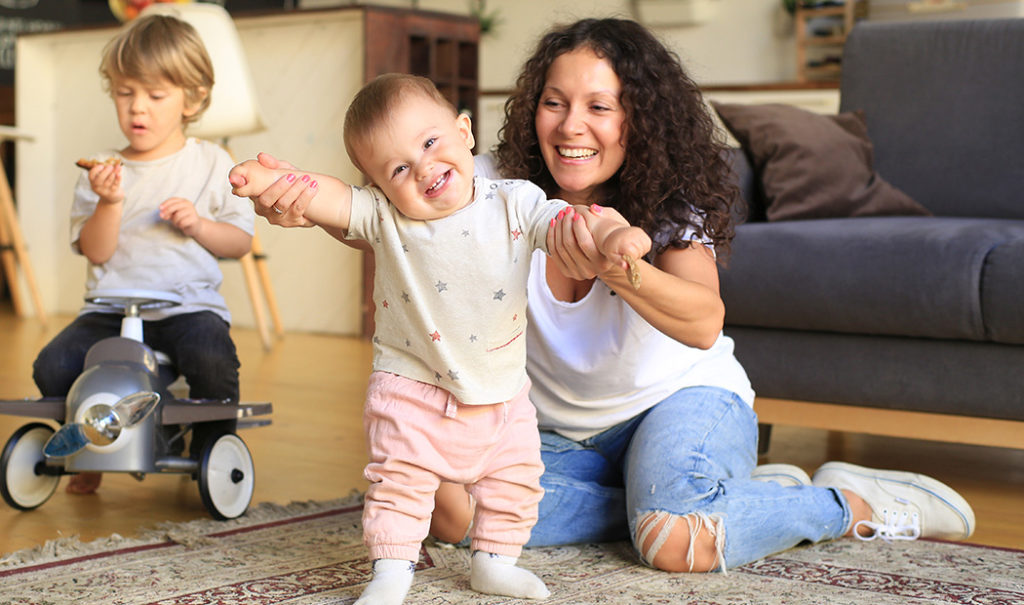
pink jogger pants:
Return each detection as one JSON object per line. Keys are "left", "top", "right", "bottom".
{"left": 361, "top": 371, "right": 544, "bottom": 561}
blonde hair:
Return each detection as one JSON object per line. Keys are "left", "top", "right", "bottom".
{"left": 343, "top": 73, "right": 455, "bottom": 171}
{"left": 100, "top": 14, "right": 214, "bottom": 126}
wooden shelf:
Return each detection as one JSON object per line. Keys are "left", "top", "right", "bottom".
{"left": 795, "top": 1, "right": 868, "bottom": 82}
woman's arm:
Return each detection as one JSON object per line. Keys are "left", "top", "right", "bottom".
{"left": 549, "top": 207, "right": 724, "bottom": 349}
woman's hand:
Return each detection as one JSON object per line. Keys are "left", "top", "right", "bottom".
{"left": 245, "top": 152, "right": 318, "bottom": 228}
{"left": 547, "top": 204, "right": 629, "bottom": 280}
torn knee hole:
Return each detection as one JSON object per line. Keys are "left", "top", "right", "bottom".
{"left": 635, "top": 510, "right": 727, "bottom": 573}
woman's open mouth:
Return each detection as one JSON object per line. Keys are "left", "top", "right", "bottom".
{"left": 557, "top": 146, "right": 597, "bottom": 159}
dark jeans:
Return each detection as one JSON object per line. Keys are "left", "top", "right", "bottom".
{"left": 33, "top": 311, "right": 240, "bottom": 402}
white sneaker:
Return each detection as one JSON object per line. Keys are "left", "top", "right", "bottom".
{"left": 751, "top": 463, "right": 812, "bottom": 487}
{"left": 811, "top": 461, "right": 975, "bottom": 541}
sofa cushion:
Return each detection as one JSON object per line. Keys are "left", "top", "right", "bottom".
{"left": 720, "top": 216, "right": 1024, "bottom": 344}
{"left": 711, "top": 101, "right": 930, "bottom": 221}
{"left": 728, "top": 327, "right": 1024, "bottom": 421}
{"left": 981, "top": 238, "right": 1024, "bottom": 344}
{"left": 841, "top": 19, "right": 1024, "bottom": 219}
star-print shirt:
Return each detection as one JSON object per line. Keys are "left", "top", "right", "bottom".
{"left": 346, "top": 176, "right": 568, "bottom": 405}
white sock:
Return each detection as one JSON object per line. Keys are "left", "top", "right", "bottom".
{"left": 470, "top": 551, "right": 550, "bottom": 600}
{"left": 354, "top": 558, "right": 415, "bottom": 605}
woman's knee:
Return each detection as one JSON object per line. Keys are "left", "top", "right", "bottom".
{"left": 635, "top": 510, "right": 726, "bottom": 573}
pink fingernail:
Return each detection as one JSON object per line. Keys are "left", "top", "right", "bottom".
{"left": 310, "top": 180, "right": 318, "bottom": 189}
{"left": 550, "top": 218, "right": 556, "bottom": 227}
{"left": 557, "top": 209, "right": 566, "bottom": 220}
{"left": 286, "top": 173, "right": 296, "bottom": 182}
{"left": 573, "top": 213, "right": 582, "bottom": 221}
{"left": 301, "top": 175, "right": 310, "bottom": 183}
{"left": 591, "top": 204, "right": 603, "bottom": 214}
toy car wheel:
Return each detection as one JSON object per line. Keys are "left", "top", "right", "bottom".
{"left": 1, "top": 423, "right": 60, "bottom": 511}
{"left": 197, "top": 433, "right": 254, "bottom": 520}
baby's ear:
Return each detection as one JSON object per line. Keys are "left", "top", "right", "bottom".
{"left": 457, "top": 112, "right": 475, "bottom": 151}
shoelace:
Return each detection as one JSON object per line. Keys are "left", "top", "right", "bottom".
{"left": 854, "top": 505, "right": 921, "bottom": 542}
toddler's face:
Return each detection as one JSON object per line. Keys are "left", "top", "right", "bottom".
{"left": 112, "top": 76, "right": 199, "bottom": 161}
{"left": 352, "top": 94, "right": 476, "bottom": 221}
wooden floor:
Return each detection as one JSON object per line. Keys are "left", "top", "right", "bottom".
{"left": 1, "top": 307, "right": 1022, "bottom": 556}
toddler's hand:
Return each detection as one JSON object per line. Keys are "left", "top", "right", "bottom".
{"left": 88, "top": 163, "right": 124, "bottom": 205}
{"left": 159, "top": 197, "right": 202, "bottom": 238}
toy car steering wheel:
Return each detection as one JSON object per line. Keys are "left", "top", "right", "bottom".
{"left": 85, "top": 289, "right": 183, "bottom": 342}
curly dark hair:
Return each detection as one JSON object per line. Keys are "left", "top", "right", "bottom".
{"left": 495, "top": 18, "right": 740, "bottom": 259}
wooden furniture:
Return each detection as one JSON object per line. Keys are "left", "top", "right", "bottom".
{"left": 794, "top": 0, "right": 868, "bottom": 82}
{"left": 0, "top": 126, "right": 46, "bottom": 324}
{"left": 359, "top": 7, "right": 480, "bottom": 338}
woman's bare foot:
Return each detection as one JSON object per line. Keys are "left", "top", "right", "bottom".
{"left": 66, "top": 472, "right": 102, "bottom": 494}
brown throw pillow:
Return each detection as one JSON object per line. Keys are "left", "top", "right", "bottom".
{"left": 712, "top": 101, "right": 931, "bottom": 221}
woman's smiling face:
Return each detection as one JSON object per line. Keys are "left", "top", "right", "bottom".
{"left": 534, "top": 47, "right": 627, "bottom": 205}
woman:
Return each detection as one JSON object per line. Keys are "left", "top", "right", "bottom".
{"left": 244, "top": 18, "right": 974, "bottom": 573}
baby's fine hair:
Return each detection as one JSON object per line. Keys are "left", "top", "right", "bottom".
{"left": 99, "top": 14, "right": 214, "bottom": 125}
{"left": 343, "top": 73, "right": 455, "bottom": 170}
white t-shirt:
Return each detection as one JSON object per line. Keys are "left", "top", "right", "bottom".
{"left": 475, "top": 154, "right": 755, "bottom": 440}
{"left": 345, "top": 176, "right": 567, "bottom": 405}
{"left": 70, "top": 138, "right": 253, "bottom": 323}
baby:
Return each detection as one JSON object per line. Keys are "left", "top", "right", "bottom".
{"left": 229, "top": 73, "right": 650, "bottom": 605}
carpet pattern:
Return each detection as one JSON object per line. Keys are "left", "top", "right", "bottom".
{"left": 2, "top": 496, "right": 1022, "bottom": 605}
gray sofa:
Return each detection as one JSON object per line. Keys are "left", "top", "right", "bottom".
{"left": 718, "top": 18, "right": 1024, "bottom": 451}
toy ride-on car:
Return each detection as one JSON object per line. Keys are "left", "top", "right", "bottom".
{"left": 0, "top": 289, "right": 272, "bottom": 520}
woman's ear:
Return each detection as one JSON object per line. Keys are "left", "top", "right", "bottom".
{"left": 457, "top": 112, "right": 476, "bottom": 151}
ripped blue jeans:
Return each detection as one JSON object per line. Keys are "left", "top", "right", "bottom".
{"left": 528, "top": 386, "right": 850, "bottom": 570}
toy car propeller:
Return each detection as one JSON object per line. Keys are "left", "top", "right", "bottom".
{"left": 43, "top": 391, "right": 161, "bottom": 458}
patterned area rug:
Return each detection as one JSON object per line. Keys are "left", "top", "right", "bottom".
{"left": 2, "top": 495, "right": 1022, "bottom": 605}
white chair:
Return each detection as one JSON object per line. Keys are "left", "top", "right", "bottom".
{"left": 141, "top": 2, "right": 283, "bottom": 349}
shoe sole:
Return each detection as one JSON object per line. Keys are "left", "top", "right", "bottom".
{"left": 813, "top": 461, "right": 975, "bottom": 539}
{"left": 752, "top": 463, "right": 812, "bottom": 487}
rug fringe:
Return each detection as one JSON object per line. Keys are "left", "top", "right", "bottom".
{"left": 0, "top": 490, "right": 364, "bottom": 569}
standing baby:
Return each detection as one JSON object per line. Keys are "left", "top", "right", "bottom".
{"left": 229, "top": 73, "right": 650, "bottom": 604}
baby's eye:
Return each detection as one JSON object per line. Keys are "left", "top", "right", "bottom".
{"left": 391, "top": 165, "right": 407, "bottom": 179}
{"left": 424, "top": 137, "right": 437, "bottom": 149}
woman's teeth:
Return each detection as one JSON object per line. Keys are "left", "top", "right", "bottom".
{"left": 558, "top": 147, "right": 597, "bottom": 159}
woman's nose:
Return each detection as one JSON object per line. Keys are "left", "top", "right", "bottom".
{"left": 559, "top": 107, "right": 586, "bottom": 135}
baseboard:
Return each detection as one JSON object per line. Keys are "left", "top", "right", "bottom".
{"left": 755, "top": 398, "right": 1024, "bottom": 450}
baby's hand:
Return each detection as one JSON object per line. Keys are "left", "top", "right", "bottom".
{"left": 159, "top": 197, "right": 202, "bottom": 238}
{"left": 228, "top": 159, "right": 279, "bottom": 198}
{"left": 574, "top": 205, "right": 652, "bottom": 289}
{"left": 88, "top": 163, "right": 124, "bottom": 205}
{"left": 601, "top": 225, "right": 652, "bottom": 289}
